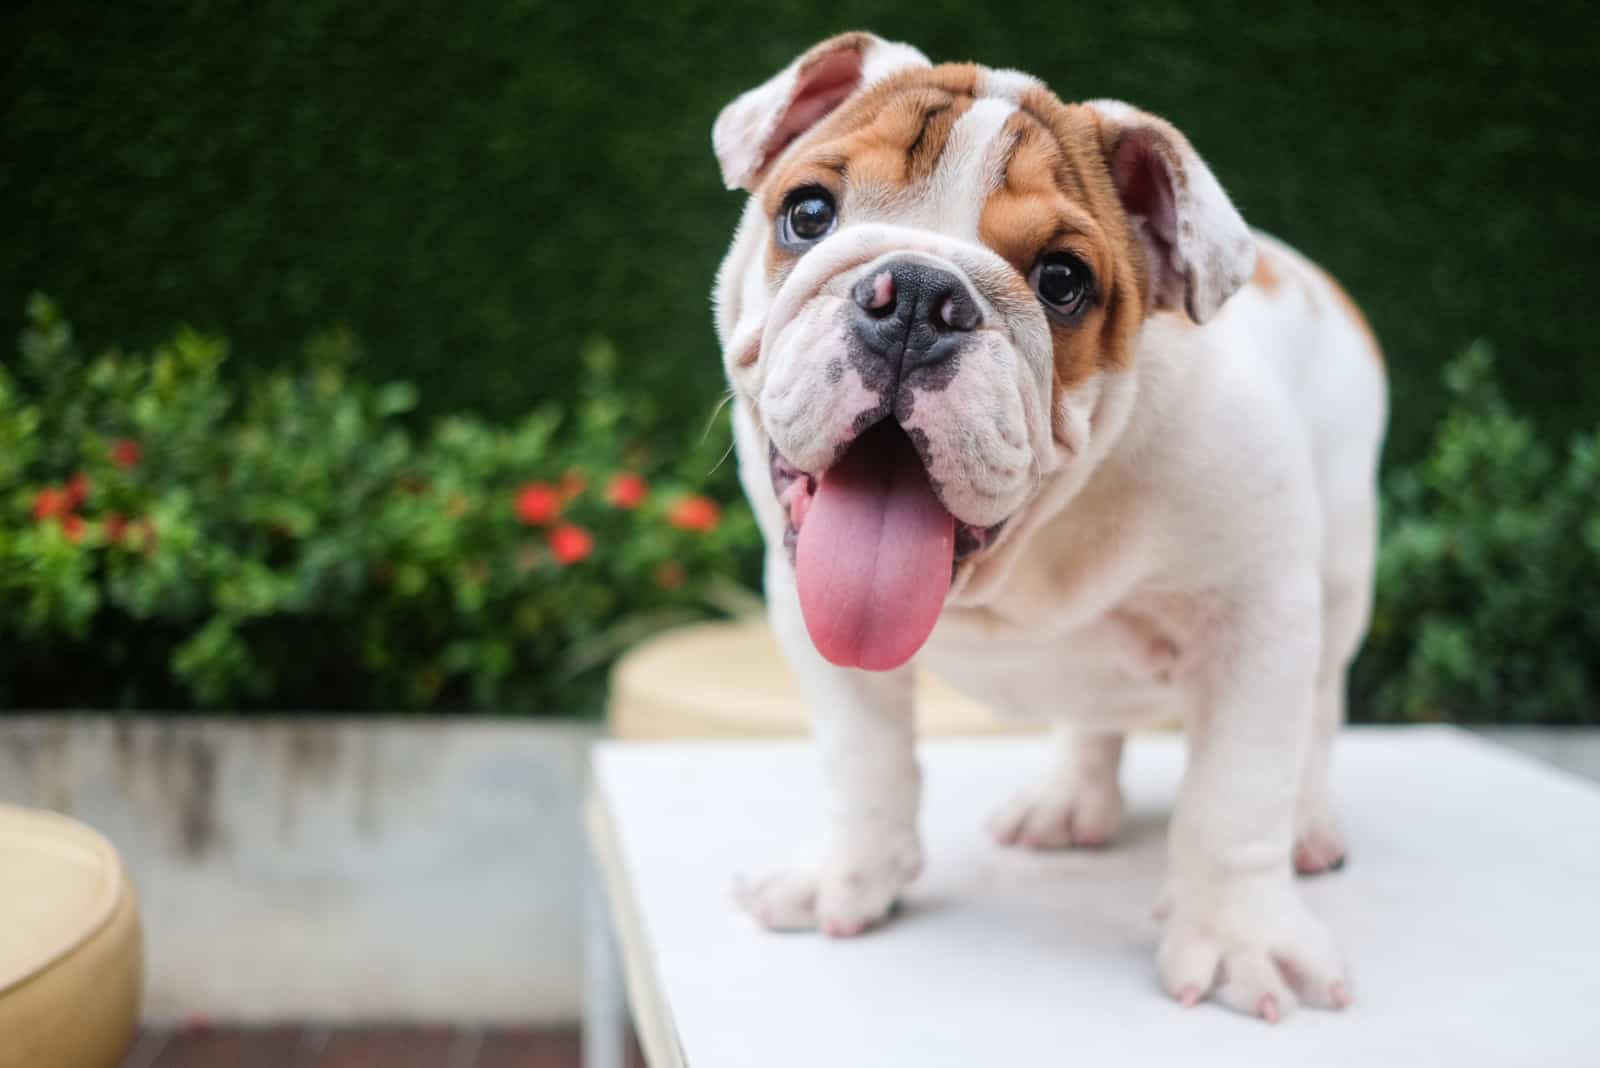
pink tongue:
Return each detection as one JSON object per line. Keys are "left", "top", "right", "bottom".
{"left": 795, "top": 421, "right": 956, "bottom": 671}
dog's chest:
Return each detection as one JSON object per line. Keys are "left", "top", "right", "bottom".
{"left": 924, "top": 589, "right": 1213, "bottom": 722}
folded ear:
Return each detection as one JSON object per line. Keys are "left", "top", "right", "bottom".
{"left": 713, "top": 32, "right": 930, "bottom": 192}
{"left": 1086, "top": 100, "right": 1256, "bottom": 324}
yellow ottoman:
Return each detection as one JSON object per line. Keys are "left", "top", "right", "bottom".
{"left": 609, "top": 618, "right": 1039, "bottom": 739}
{"left": 0, "top": 805, "right": 143, "bottom": 1068}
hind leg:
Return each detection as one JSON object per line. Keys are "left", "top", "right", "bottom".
{"left": 1294, "top": 679, "right": 1348, "bottom": 875}
{"left": 1294, "top": 431, "right": 1379, "bottom": 875}
{"left": 989, "top": 725, "right": 1125, "bottom": 850}
{"left": 1294, "top": 539, "right": 1375, "bottom": 875}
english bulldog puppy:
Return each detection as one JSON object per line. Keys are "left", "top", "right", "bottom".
{"left": 712, "top": 33, "right": 1386, "bottom": 1022}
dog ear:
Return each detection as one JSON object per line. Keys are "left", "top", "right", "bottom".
{"left": 1085, "top": 100, "right": 1256, "bottom": 324}
{"left": 713, "top": 33, "right": 930, "bottom": 192}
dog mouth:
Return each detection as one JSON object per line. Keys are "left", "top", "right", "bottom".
{"left": 772, "top": 446, "right": 1002, "bottom": 567}
{"left": 769, "top": 420, "right": 1004, "bottom": 672}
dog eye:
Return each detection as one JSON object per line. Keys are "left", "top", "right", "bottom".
{"left": 1030, "top": 252, "right": 1095, "bottom": 319}
{"left": 779, "top": 188, "right": 837, "bottom": 249}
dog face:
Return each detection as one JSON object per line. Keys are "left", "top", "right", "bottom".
{"left": 712, "top": 33, "right": 1255, "bottom": 668}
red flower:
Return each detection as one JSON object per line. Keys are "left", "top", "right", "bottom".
{"left": 668, "top": 495, "right": 721, "bottom": 533}
{"left": 548, "top": 524, "right": 594, "bottom": 565}
{"left": 65, "top": 472, "right": 91, "bottom": 507}
{"left": 515, "top": 482, "right": 561, "bottom": 525}
{"left": 61, "top": 515, "right": 86, "bottom": 543}
{"left": 32, "top": 487, "right": 68, "bottom": 521}
{"left": 606, "top": 472, "right": 648, "bottom": 509}
{"left": 558, "top": 470, "right": 587, "bottom": 503}
{"left": 105, "top": 513, "right": 128, "bottom": 544}
{"left": 111, "top": 438, "right": 142, "bottom": 469}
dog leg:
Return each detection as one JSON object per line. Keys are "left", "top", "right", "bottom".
{"left": 1156, "top": 581, "right": 1351, "bottom": 1020}
{"left": 1293, "top": 679, "right": 1347, "bottom": 875}
{"left": 734, "top": 552, "right": 923, "bottom": 937}
{"left": 1294, "top": 485, "right": 1375, "bottom": 875}
{"left": 988, "top": 726, "right": 1125, "bottom": 849}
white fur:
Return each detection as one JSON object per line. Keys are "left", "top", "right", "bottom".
{"left": 713, "top": 38, "right": 1386, "bottom": 1023}
{"left": 923, "top": 97, "right": 1017, "bottom": 241}
{"left": 978, "top": 67, "right": 1044, "bottom": 102}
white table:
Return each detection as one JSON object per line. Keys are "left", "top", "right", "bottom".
{"left": 585, "top": 727, "right": 1600, "bottom": 1067}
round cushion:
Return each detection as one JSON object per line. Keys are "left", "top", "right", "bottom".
{"left": 609, "top": 619, "right": 1039, "bottom": 739}
{"left": 0, "top": 805, "right": 143, "bottom": 1068}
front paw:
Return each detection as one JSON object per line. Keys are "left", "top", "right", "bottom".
{"left": 734, "top": 833, "right": 923, "bottom": 938}
{"left": 1157, "top": 878, "right": 1350, "bottom": 1022}
{"left": 988, "top": 777, "right": 1124, "bottom": 850}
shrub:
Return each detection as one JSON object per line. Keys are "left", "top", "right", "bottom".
{"left": 1354, "top": 343, "right": 1600, "bottom": 724}
{"left": 0, "top": 297, "right": 757, "bottom": 714}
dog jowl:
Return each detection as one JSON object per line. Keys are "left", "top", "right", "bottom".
{"left": 711, "top": 32, "right": 1385, "bottom": 1023}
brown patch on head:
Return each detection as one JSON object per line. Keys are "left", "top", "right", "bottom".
{"left": 757, "top": 67, "right": 985, "bottom": 285}
{"left": 981, "top": 88, "right": 1148, "bottom": 396}
{"left": 761, "top": 64, "right": 982, "bottom": 203}
{"left": 759, "top": 66, "right": 984, "bottom": 283}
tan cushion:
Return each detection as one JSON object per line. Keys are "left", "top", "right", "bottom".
{"left": 0, "top": 805, "right": 143, "bottom": 1068}
{"left": 609, "top": 619, "right": 1039, "bottom": 739}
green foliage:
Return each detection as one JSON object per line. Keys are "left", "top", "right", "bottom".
{"left": 0, "top": 298, "right": 757, "bottom": 715}
{"left": 2, "top": 2, "right": 1597, "bottom": 463}
{"left": 1355, "top": 343, "right": 1600, "bottom": 724}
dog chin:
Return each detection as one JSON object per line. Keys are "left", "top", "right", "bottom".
{"left": 767, "top": 430, "right": 1008, "bottom": 576}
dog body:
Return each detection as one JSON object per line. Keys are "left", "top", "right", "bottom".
{"left": 712, "top": 34, "right": 1385, "bottom": 1021}
{"left": 925, "top": 233, "right": 1381, "bottom": 730}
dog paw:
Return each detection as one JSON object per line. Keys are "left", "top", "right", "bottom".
{"left": 733, "top": 833, "right": 922, "bottom": 937}
{"left": 988, "top": 777, "right": 1124, "bottom": 850}
{"left": 1292, "top": 802, "right": 1348, "bottom": 876}
{"left": 1158, "top": 879, "right": 1351, "bottom": 1021}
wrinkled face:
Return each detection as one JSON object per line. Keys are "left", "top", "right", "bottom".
{"left": 713, "top": 38, "right": 1255, "bottom": 667}
{"left": 717, "top": 64, "right": 1149, "bottom": 569}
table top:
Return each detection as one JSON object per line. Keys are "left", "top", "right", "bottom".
{"left": 588, "top": 727, "right": 1600, "bottom": 1068}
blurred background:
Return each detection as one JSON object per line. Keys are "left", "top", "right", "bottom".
{"left": 3, "top": 1, "right": 1597, "bottom": 722}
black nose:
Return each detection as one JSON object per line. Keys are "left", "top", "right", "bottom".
{"left": 850, "top": 258, "right": 980, "bottom": 372}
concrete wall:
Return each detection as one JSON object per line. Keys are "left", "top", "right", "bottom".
{"left": 0, "top": 717, "right": 597, "bottom": 1024}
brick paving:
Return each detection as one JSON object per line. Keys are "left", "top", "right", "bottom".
{"left": 119, "top": 1026, "right": 644, "bottom": 1068}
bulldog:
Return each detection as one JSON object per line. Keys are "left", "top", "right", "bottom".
{"left": 711, "top": 32, "right": 1386, "bottom": 1022}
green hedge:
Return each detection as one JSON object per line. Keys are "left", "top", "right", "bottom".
{"left": 0, "top": 298, "right": 756, "bottom": 715}
{"left": 3, "top": 2, "right": 1596, "bottom": 463}
{"left": 1353, "top": 343, "right": 1600, "bottom": 724}
{"left": 3, "top": 302, "right": 1595, "bottom": 722}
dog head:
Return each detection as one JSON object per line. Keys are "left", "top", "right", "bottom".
{"left": 712, "top": 33, "right": 1255, "bottom": 669}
